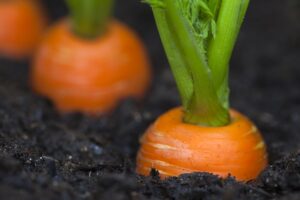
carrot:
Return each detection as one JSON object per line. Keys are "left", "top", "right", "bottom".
{"left": 0, "top": 0, "right": 46, "bottom": 59}
{"left": 31, "top": 0, "right": 151, "bottom": 114}
{"left": 137, "top": 107, "right": 267, "bottom": 181}
{"left": 136, "top": 0, "right": 268, "bottom": 181}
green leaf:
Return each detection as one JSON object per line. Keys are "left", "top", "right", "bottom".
{"left": 178, "top": 0, "right": 217, "bottom": 47}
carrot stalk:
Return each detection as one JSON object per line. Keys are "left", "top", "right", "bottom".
{"left": 66, "top": 0, "right": 114, "bottom": 39}
{"left": 208, "top": 0, "right": 250, "bottom": 108}
{"left": 145, "top": 0, "right": 249, "bottom": 126}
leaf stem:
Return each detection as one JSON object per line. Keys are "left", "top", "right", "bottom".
{"left": 151, "top": 0, "right": 229, "bottom": 126}
{"left": 146, "top": 0, "right": 249, "bottom": 127}
{"left": 151, "top": 9, "right": 193, "bottom": 109}
{"left": 207, "top": 0, "right": 250, "bottom": 107}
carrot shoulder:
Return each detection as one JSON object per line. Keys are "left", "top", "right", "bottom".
{"left": 137, "top": 108, "right": 267, "bottom": 181}
{"left": 0, "top": 0, "right": 46, "bottom": 59}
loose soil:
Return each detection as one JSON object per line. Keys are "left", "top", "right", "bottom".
{"left": 0, "top": 0, "right": 300, "bottom": 199}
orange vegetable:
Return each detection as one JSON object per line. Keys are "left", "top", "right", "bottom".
{"left": 137, "top": 107, "right": 268, "bottom": 181}
{"left": 31, "top": 19, "right": 151, "bottom": 114}
{"left": 0, "top": 0, "right": 46, "bottom": 59}
{"left": 137, "top": 0, "right": 267, "bottom": 181}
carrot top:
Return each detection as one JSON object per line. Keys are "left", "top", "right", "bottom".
{"left": 144, "top": 0, "right": 250, "bottom": 126}
{"left": 66, "top": 0, "right": 114, "bottom": 39}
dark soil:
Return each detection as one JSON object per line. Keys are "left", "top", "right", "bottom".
{"left": 0, "top": 0, "right": 300, "bottom": 199}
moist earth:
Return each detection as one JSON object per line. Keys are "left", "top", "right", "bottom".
{"left": 0, "top": 0, "right": 300, "bottom": 199}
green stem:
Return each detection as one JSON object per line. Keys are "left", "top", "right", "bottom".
{"left": 146, "top": 0, "right": 249, "bottom": 127}
{"left": 152, "top": 9, "right": 194, "bottom": 109}
{"left": 66, "top": 0, "right": 114, "bottom": 39}
{"left": 207, "top": 0, "right": 250, "bottom": 107}
{"left": 151, "top": 0, "right": 229, "bottom": 126}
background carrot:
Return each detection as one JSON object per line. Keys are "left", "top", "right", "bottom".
{"left": 136, "top": 0, "right": 268, "bottom": 181}
{"left": 0, "top": 0, "right": 46, "bottom": 59}
{"left": 31, "top": 0, "right": 151, "bottom": 114}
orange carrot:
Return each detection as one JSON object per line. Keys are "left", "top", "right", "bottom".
{"left": 31, "top": 0, "right": 151, "bottom": 114}
{"left": 136, "top": 0, "right": 267, "bottom": 181}
{"left": 0, "top": 0, "right": 46, "bottom": 59}
{"left": 137, "top": 107, "right": 267, "bottom": 181}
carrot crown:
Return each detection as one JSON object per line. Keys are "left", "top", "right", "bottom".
{"left": 145, "top": 0, "right": 250, "bottom": 126}
{"left": 66, "top": 0, "right": 114, "bottom": 39}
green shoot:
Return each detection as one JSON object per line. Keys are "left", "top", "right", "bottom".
{"left": 66, "top": 0, "right": 114, "bottom": 39}
{"left": 145, "top": 0, "right": 250, "bottom": 126}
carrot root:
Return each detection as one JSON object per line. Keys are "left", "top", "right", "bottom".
{"left": 136, "top": 107, "right": 268, "bottom": 181}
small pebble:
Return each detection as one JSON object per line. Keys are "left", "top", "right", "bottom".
{"left": 90, "top": 144, "right": 103, "bottom": 155}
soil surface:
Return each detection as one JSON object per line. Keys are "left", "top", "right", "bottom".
{"left": 0, "top": 0, "right": 300, "bottom": 199}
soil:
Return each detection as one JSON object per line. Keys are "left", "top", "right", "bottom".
{"left": 0, "top": 0, "right": 300, "bottom": 199}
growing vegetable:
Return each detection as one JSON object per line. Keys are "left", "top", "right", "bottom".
{"left": 136, "top": 0, "right": 268, "bottom": 181}
{"left": 31, "top": 0, "right": 151, "bottom": 114}
{"left": 0, "top": 0, "right": 46, "bottom": 59}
